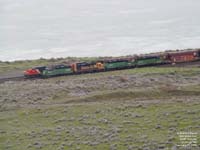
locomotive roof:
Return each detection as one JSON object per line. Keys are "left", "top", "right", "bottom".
{"left": 33, "top": 66, "right": 46, "bottom": 69}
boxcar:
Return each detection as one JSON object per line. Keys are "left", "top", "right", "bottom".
{"left": 168, "top": 50, "right": 199, "bottom": 63}
{"left": 42, "top": 65, "right": 73, "bottom": 77}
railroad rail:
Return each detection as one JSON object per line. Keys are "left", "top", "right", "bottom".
{"left": 0, "top": 76, "right": 25, "bottom": 84}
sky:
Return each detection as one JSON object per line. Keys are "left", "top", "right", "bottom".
{"left": 0, "top": 0, "right": 200, "bottom": 61}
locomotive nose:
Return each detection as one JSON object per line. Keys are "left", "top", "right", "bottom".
{"left": 23, "top": 70, "right": 29, "bottom": 75}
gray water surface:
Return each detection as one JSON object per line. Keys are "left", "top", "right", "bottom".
{"left": 1, "top": 0, "right": 200, "bottom": 61}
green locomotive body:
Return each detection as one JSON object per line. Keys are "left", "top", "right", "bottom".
{"left": 135, "top": 56, "right": 164, "bottom": 67}
{"left": 104, "top": 60, "right": 131, "bottom": 70}
{"left": 42, "top": 65, "right": 73, "bottom": 77}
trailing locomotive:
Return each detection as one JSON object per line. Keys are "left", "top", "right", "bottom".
{"left": 134, "top": 55, "right": 166, "bottom": 67}
{"left": 104, "top": 59, "right": 132, "bottom": 70}
{"left": 71, "top": 61, "right": 104, "bottom": 73}
{"left": 24, "top": 49, "right": 200, "bottom": 78}
{"left": 42, "top": 65, "right": 73, "bottom": 77}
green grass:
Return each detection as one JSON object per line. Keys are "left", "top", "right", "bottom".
{"left": 0, "top": 102, "right": 199, "bottom": 150}
{"left": 0, "top": 66, "right": 200, "bottom": 149}
{"left": 61, "top": 87, "right": 200, "bottom": 104}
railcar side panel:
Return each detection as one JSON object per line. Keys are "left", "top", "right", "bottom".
{"left": 105, "top": 61, "right": 131, "bottom": 70}
{"left": 72, "top": 62, "right": 104, "bottom": 73}
{"left": 42, "top": 66, "right": 73, "bottom": 77}
{"left": 168, "top": 51, "right": 198, "bottom": 63}
{"left": 136, "top": 57, "right": 163, "bottom": 66}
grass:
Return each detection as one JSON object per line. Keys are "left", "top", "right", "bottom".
{"left": 62, "top": 87, "right": 200, "bottom": 104}
{"left": 0, "top": 66, "right": 200, "bottom": 150}
{"left": 0, "top": 102, "right": 199, "bottom": 150}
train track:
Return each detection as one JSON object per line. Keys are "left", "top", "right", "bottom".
{"left": 0, "top": 60, "right": 199, "bottom": 84}
{"left": 157, "top": 60, "right": 200, "bottom": 68}
{"left": 0, "top": 76, "right": 25, "bottom": 84}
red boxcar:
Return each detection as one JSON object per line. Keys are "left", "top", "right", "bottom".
{"left": 168, "top": 50, "right": 199, "bottom": 63}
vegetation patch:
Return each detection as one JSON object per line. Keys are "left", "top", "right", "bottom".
{"left": 0, "top": 66, "right": 200, "bottom": 150}
{"left": 0, "top": 102, "right": 199, "bottom": 150}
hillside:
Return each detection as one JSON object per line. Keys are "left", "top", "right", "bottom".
{"left": 0, "top": 67, "right": 200, "bottom": 150}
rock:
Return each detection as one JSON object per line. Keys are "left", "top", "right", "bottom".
{"left": 135, "top": 104, "right": 143, "bottom": 108}
{"left": 76, "top": 146, "right": 80, "bottom": 150}
{"left": 27, "top": 144, "right": 32, "bottom": 148}
{"left": 127, "top": 145, "right": 132, "bottom": 150}
{"left": 169, "top": 127, "right": 176, "bottom": 132}
{"left": 110, "top": 144, "right": 117, "bottom": 150}
{"left": 119, "top": 76, "right": 128, "bottom": 82}
{"left": 90, "top": 141, "right": 100, "bottom": 146}
{"left": 33, "top": 142, "right": 42, "bottom": 149}
{"left": 167, "top": 136, "right": 175, "bottom": 142}
{"left": 158, "top": 145, "right": 165, "bottom": 149}
{"left": 171, "top": 145, "right": 177, "bottom": 150}
{"left": 98, "top": 118, "right": 109, "bottom": 124}
{"left": 95, "top": 110, "right": 101, "bottom": 114}
{"left": 143, "top": 147, "right": 150, "bottom": 150}
{"left": 187, "top": 110, "right": 197, "bottom": 114}
{"left": 155, "top": 125, "right": 162, "bottom": 129}
{"left": 132, "top": 113, "right": 144, "bottom": 118}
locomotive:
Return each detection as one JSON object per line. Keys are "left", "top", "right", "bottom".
{"left": 24, "top": 49, "right": 200, "bottom": 78}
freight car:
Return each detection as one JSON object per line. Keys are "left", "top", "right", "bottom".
{"left": 167, "top": 50, "right": 199, "bottom": 64}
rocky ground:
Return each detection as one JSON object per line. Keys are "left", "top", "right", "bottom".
{"left": 0, "top": 67, "right": 200, "bottom": 150}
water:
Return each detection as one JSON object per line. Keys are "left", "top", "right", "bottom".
{"left": 1, "top": 0, "right": 200, "bottom": 61}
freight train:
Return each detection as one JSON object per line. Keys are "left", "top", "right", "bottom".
{"left": 24, "top": 49, "right": 200, "bottom": 78}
